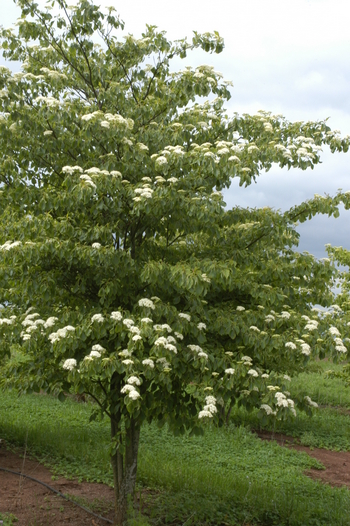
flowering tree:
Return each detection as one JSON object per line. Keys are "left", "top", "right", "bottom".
{"left": 1, "top": 0, "right": 350, "bottom": 523}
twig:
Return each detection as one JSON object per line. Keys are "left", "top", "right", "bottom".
{"left": 16, "top": 428, "right": 28, "bottom": 507}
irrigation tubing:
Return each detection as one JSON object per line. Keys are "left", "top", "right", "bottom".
{"left": 0, "top": 467, "right": 113, "bottom": 524}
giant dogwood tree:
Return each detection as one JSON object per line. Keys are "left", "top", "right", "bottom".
{"left": 1, "top": 0, "right": 350, "bottom": 523}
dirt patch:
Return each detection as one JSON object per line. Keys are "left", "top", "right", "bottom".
{"left": 254, "top": 430, "right": 350, "bottom": 488}
{"left": 0, "top": 442, "right": 115, "bottom": 525}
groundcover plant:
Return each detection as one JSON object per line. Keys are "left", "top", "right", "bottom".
{"left": 1, "top": 0, "right": 350, "bottom": 523}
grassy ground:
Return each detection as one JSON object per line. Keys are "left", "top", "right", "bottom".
{"left": 1, "top": 361, "right": 350, "bottom": 525}
{"left": 232, "top": 361, "right": 350, "bottom": 451}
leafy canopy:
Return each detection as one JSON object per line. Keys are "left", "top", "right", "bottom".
{"left": 0, "top": 0, "right": 350, "bottom": 431}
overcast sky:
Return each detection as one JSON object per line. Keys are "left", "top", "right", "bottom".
{"left": 1, "top": 0, "right": 350, "bottom": 258}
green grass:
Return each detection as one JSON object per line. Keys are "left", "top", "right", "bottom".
{"left": 290, "top": 361, "right": 350, "bottom": 409}
{"left": 1, "top": 388, "right": 350, "bottom": 525}
{"left": 230, "top": 360, "right": 350, "bottom": 451}
{"left": 232, "top": 404, "right": 350, "bottom": 451}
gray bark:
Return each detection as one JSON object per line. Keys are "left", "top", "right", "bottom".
{"left": 111, "top": 416, "right": 140, "bottom": 526}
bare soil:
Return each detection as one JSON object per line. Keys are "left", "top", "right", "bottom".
{"left": 2, "top": 433, "right": 350, "bottom": 525}
{"left": 0, "top": 441, "right": 115, "bottom": 525}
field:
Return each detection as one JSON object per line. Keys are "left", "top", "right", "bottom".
{"left": 1, "top": 360, "right": 350, "bottom": 526}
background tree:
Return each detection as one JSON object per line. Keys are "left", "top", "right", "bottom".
{"left": 1, "top": 0, "right": 350, "bottom": 523}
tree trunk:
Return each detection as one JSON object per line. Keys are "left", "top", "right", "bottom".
{"left": 111, "top": 416, "right": 141, "bottom": 526}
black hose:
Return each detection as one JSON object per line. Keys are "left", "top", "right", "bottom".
{"left": 0, "top": 467, "right": 113, "bottom": 524}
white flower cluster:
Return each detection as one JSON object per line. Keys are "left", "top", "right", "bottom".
{"left": 120, "top": 376, "right": 141, "bottom": 401}
{"left": 155, "top": 336, "right": 177, "bottom": 353}
{"left": 0, "top": 240, "right": 22, "bottom": 251}
{"left": 155, "top": 156, "right": 168, "bottom": 169}
{"left": 85, "top": 349, "right": 102, "bottom": 359}
{"left": 80, "top": 173, "right": 97, "bottom": 190}
{"left": 292, "top": 136, "right": 322, "bottom": 162}
{"left": 62, "top": 358, "right": 77, "bottom": 370}
{"left": 138, "top": 298, "right": 155, "bottom": 309}
{"left": 34, "top": 95, "right": 60, "bottom": 107}
{"left": 20, "top": 313, "right": 46, "bottom": 339}
{"left": 280, "top": 311, "right": 291, "bottom": 320}
{"left": 187, "top": 344, "right": 208, "bottom": 359}
{"left": 305, "top": 396, "right": 318, "bottom": 408}
{"left": 154, "top": 323, "right": 172, "bottom": 333}
{"left": 304, "top": 319, "right": 318, "bottom": 331}
{"left": 24, "top": 313, "right": 40, "bottom": 320}
{"left": 265, "top": 314, "right": 275, "bottom": 323}
{"left": 285, "top": 342, "right": 297, "bottom": 350}
{"left": 40, "top": 67, "right": 67, "bottom": 80}
{"left": 198, "top": 395, "right": 217, "bottom": 419}
{"left": 92, "top": 344, "right": 105, "bottom": 353}
{"left": 0, "top": 315, "right": 16, "bottom": 325}
{"left": 133, "top": 185, "right": 154, "bottom": 201}
{"left": 91, "top": 313, "right": 104, "bottom": 323}
{"left": 141, "top": 317, "right": 153, "bottom": 324}
{"left": 260, "top": 404, "right": 276, "bottom": 416}
{"left": 142, "top": 358, "right": 155, "bottom": 368}
{"left": 48, "top": 325, "right": 75, "bottom": 343}
{"left": 275, "top": 392, "right": 295, "bottom": 414}
{"left": 179, "top": 312, "right": 191, "bottom": 321}
{"left": 250, "top": 326, "right": 260, "bottom": 332}
{"left": 201, "top": 273, "right": 211, "bottom": 283}
{"left": 111, "top": 311, "right": 123, "bottom": 321}
{"left": 334, "top": 337, "right": 347, "bottom": 354}
{"left": 225, "top": 368, "right": 235, "bottom": 375}
{"left": 122, "top": 359, "right": 134, "bottom": 366}
{"left": 241, "top": 356, "right": 253, "bottom": 366}
{"left": 300, "top": 342, "right": 311, "bottom": 356}
{"left": 331, "top": 304, "right": 342, "bottom": 313}
{"left": 329, "top": 326, "right": 341, "bottom": 337}
{"left": 81, "top": 111, "right": 133, "bottom": 131}
{"left": 62, "top": 165, "right": 83, "bottom": 175}
{"left": 44, "top": 316, "right": 58, "bottom": 328}
{"left": 248, "top": 369, "right": 259, "bottom": 377}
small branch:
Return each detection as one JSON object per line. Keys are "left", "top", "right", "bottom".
{"left": 84, "top": 389, "right": 112, "bottom": 420}
{"left": 244, "top": 230, "right": 269, "bottom": 250}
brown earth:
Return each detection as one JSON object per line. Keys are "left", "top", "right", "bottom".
{"left": 0, "top": 441, "right": 115, "bottom": 526}
{"left": 2, "top": 433, "right": 350, "bottom": 525}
